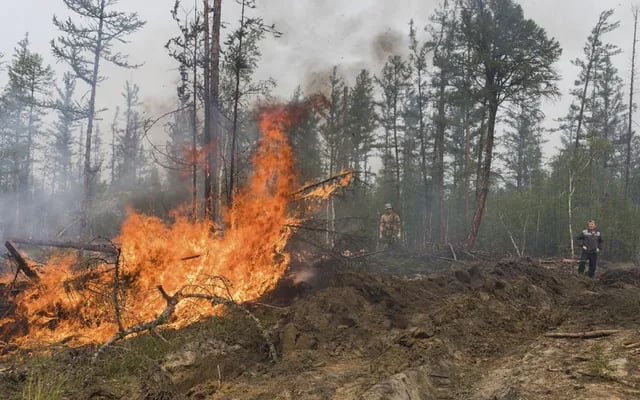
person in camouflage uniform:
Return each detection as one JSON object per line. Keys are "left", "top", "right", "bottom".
{"left": 379, "top": 203, "right": 401, "bottom": 250}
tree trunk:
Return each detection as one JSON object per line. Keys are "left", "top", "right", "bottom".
{"left": 626, "top": 8, "right": 638, "bottom": 197}
{"left": 392, "top": 90, "right": 401, "bottom": 207}
{"left": 202, "top": 0, "right": 213, "bottom": 220}
{"left": 434, "top": 69, "right": 446, "bottom": 244}
{"left": 465, "top": 98, "right": 497, "bottom": 249}
{"left": 228, "top": 0, "right": 246, "bottom": 207}
{"left": 192, "top": 17, "right": 199, "bottom": 221}
{"left": 211, "top": 0, "right": 222, "bottom": 224}
{"left": 568, "top": 169, "right": 576, "bottom": 258}
{"left": 80, "top": 1, "right": 105, "bottom": 239}
{"left": 417, "top": 68, "right": 429, "bottom": 249}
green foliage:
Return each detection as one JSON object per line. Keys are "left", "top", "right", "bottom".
{"left": 586, "top": 343, "right": 614, "bottom": 377}
{"left": 20, "top": 359, "right": 66, "bottom": 400}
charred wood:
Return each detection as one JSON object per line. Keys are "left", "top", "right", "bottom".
{"left": 544, "top": 329, "right": 619, "bottom": 339}
{"left": 8, "top": 239, "right": 119, "bottom": 255}
{"left": 5, "top": 241, "right": 39, "bottom": 282}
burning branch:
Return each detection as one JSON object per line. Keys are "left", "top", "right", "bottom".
{"left": 5, "top": 241, "right": 40, "bottom": 282}
{"left": 290, "top": 170, "right": 353, "bottom": 200}
{"left": 111, "top": 245, "right": 124, "bottom": 333}
{"left": 8, "top": 239, "right": 119, "bottom": 256}
{"left": 93, "top": 284, "right": 278, "bottom": 364}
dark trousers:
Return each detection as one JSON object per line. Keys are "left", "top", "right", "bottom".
{"left": 578, "top": 251, "right": 598, "bottom": 278}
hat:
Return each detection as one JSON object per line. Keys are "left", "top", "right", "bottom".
{"left": 384, "top": 203, "right": 392, "bottom": 210}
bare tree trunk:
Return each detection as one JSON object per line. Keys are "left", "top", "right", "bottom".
{"left": 228, "top": 0, "right": 247, "bottom": 207}
{"left": 392, "top": 92, "right": 401, "bottom": 207}
{"left": 417, "top": 67, "right": 429, "bottom": 249}
{"left": 192, "top": 14, "right": 199, "bottom": 220}
{"left": 568, "top": 169, "right": 576, "bottom": 258}
{"left": 110, "top": 110, "right": 117, "bottom": 185}
{"left": 211, "top": 0, "right": 222, "bottom": 224}
{"left": 434, "top": 69, "right": 446, "bottom": 244}
{"left": 474, "top": 101, "right": 488, "bottom": 202}
{"left": 465, "top": 100, "right": 497, "bottom": 249}
{"left": 464, "top": 112, "right": 471, "bottom": 222}
{"left": 626, "top": 7, "right": 638, "bottom": 197}
{"left": 80, "top": 1, "right": 105, "bottom": 239}
{"left": 202, "top": 0, "right": 213, "bottom": 220}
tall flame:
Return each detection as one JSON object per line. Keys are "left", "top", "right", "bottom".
{"left": 1, "top": 106, "right": 348, "bottom": 347}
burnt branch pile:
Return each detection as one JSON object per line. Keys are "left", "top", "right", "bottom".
{"left": 1, "top": 240, "right": 278, "bottom": 364}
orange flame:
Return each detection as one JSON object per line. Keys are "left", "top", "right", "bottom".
{"left": 1, "top": 106, "right": 350, "bottom": 348}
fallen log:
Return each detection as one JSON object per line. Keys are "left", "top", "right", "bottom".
{"left": 544, "top": 329, "right": 619, "bottom": 339}
{"left": 5, "top": 241, "right": 39, "bottom": 282}
{"left": 8, "top": 239, "right": 119, "bottom": 255}
{"left": 539, "top": 258, "right": 578, "bottom": 264}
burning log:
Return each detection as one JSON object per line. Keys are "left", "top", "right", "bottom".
{"left": 5, "top": 241, "right": 39, "bottom": 282}
{"left": 8, "top": 238, "right": 119, "bottom": 255}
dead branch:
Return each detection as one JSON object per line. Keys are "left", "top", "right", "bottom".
{"left": 93, "top": 285, "right": 278, "bottom": 364}
{"left": 5, "top": 241, "right": 39, "bottom": 282}
{"left": 8, "top": 238, "right": 119, "bottom": 255}
{"left": 285, "top": 223, "right": 368, "bottom": 239}
{"left": 93, "top": 286, "right": 179, "bottom": 362}
{"left": 624, "top": 341, "right": 640, "bottom": 349}
{"left": 183, "top": 292, "right": 277, "bottom": 363}
{"left": 576, "top": 370, "right": 640, "bottom": 389}
{"left": 463, "top": 250, "right": 485, "bottom": 262}
{"left": 421, "top": 251, "right": 468, "bottom": 265}
{"left": 245, "top": 301, "right": 289, "bottom": 311}
{"left": 544, "top": 329, "right": 619, "bottom": 339}
{"left": 539, "top": 258, "right": 578, "bottom": 264}
{"left": 112, "top": 247, "right": 124, "bottom": 332}
{"left": 447, "top": 243, "right": 458, "bottom": 261}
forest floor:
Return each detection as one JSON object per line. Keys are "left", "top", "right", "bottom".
{"left": 1, "top": 253, "right": 640, "bottom": 399}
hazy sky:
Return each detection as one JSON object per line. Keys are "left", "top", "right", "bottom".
{"left": 0, "top": 0, "right": 636, "bottom": 160}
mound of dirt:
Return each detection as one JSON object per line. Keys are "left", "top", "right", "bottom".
{"left": 2, "top": 257, "right": 640, "bottom": 400}
{"left": 178, "top": 257, "right": 640, "bottom": 399}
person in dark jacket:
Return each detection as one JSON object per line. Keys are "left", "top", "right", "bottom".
{"left": 576, "top": 220, "right": 603, "bottom": 278}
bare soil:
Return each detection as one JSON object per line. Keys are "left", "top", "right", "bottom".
{"left": 2, "top": 255, "right": 640, "bottom": 399}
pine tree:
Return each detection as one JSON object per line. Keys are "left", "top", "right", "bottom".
{"left": 116, "top": 81, "right": 144, "bottom": 186}
{"left": 501, "top": 100, "right": 544, "bottom": 191}
{"left": 376, "top": 55, "right": 411, "bottom": 207}
{"left": 570, "top": 9, "right": 619, "bottom": 149}
{"left": 52, "top": 0, "right": 145, "bottom": 237}
{"left": 0, "top": 34, "right": 53, "bottom": 196}
{"left": 51, "top": 72, "right": 82, "bottom": 193}
{"left": 287, "top": 87, "right": 322, "bottom": 182}
{"left": 346, "top": 69, "right": 377, "bottom": 183}
{"left": 461, "top": 0, "right": 561, "bottom": 249}
{"left": 223, "top": 0, "right": 279, "bottom": 206}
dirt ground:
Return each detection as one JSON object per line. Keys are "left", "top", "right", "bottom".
{"left": 2, "top": 255, "right": 640, "bottom": 399}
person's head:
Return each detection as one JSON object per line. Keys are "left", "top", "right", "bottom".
{"left": 384, "top": 203, "right": 393, "bottom": 213}
{"left": 587, "top": 220, "right": 596, "bottom": 230}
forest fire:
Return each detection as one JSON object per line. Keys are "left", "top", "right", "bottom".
{"left": 0, "top": 107, "right": 350, "bottom": 349}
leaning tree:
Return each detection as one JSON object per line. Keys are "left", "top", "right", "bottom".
{"left": 461, "top": 0, "right": 562, "bottom": 249}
